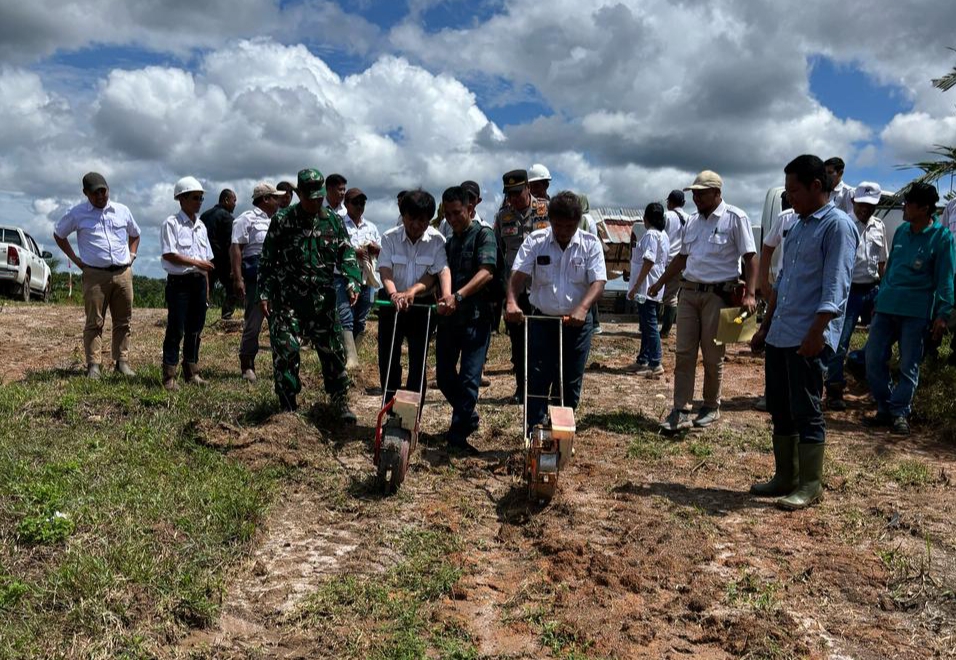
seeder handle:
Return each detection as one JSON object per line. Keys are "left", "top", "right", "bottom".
{"left": 373, "top": 299, "right": 436, "bottom": 310}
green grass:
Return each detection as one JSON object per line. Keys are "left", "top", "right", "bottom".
{"left": 292, "top": 526, "right": 472, "bottom": 659}
{"left": 885, "top": 459, "right": 934, "bottom": 488}
{"left": 0, "top": 361, "right": 281, "bottom": 658}
{"left": 725, "top": 571, "right": 780, "bottom": 613}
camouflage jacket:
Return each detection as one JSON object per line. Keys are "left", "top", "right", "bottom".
{"left": 494, "top": 196, "right": 549, "bottom": 269}
{"left": 258, "top": 203, "right": 362, "bottom": 304}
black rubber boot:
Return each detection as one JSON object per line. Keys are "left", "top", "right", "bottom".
{"left": 750, "top": 434, "right": 799, "bottom": 497}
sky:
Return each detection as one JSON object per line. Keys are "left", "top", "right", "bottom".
{"left": 1, "top": 0, "right": 955, "bottom": 278}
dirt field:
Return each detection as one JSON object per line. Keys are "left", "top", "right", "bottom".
{"left": 2, "top": 303, "right": 955, "bottom": 659}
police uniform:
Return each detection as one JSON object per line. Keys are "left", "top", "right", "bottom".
{"left": 436, "top": 220, "right": 498, "bottom": 446}
{"left": 257, "top": 169, "right": 362, "bottom": 412}
{"left": 512, "top": 225, "right": 607, "bottom": 428}
{"left": 494, "top": 169, "right": 549, "bottom": 398}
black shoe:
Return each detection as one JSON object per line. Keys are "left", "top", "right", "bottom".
{"left": 336, "top": 400, "right": 357, "bottom": 424}
{"left": 510, "top": 390, "right": 524, "bottom": 405}
{"left": 366, "top": 386, "right": 384, "bottom": 396}
{"left": 828, "top": 397, "right": 847, "bottom": 411}
{"left": 448, "top": 437, "right": 480, "bottom": 455}
{"left": 890, "top": 416, "right": 910, "bottom": 436}
{"left": 862, "top": 411, "right": 892, "bottom": 427}
{"left": 279, "top": 394, "right": 298, "bottom": 412}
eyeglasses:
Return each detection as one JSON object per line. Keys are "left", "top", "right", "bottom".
{"left": 186, "top": 195, "right": 204, "bottom": 202}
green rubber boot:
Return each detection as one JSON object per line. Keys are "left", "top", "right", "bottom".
{"left": 777, "top": 443, "right": 825, "bottom": 511}
{"left": 750, "top": 434, "right": 798, "bottom": 497}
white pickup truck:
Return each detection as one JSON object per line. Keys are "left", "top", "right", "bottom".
{"left": 0, "top": 225, "right": 53, "bottom": 301}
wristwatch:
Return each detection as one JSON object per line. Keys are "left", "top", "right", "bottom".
{"left": 454, "top": 292, "right": 464, "bottom": 304}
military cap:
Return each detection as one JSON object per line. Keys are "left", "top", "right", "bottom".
{"left": 502, "top": 169, "right": 528, "bottom": 194}
{"left": 297, "top": 168, "right": 326, "bottom": 200}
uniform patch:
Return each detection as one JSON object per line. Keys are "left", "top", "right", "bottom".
{"left": 502, "top": 225, "right": 519, "bottom": 237}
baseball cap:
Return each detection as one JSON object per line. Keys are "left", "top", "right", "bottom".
{"left": 345, "top": 187, "right": 367, "bottom": 203}
{"left": 683, "top": 170, "right": 723, "bottom": 191}
{"left": 853, "top": 182, "right": 882, "bottom": 206}
{"left": 252, "top": 182, "right": 281, "bottom": 200}
{"left": 82, "top": 172, "right": 109, "bottom": 192}
{"left": 460, "top": 180, "right": 480, "bottom": 201}
{"left": 667, "top": 189, "right": 685, "bottom": 205}
{"left": 297, "top": 168, "right": 326, "bottom": 200}
{"left": 502, "top": 169, "right": 529, "bottom": 193}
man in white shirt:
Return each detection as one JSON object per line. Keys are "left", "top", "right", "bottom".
{"left": 506, "top": 191, "right": 607, "bottom": 430}
{"left": 825, "top": 157, "right": 855, "bottom": 215}
{"left": 758, "top": 193, "right": 797, "bottom": 296}
{"left": 230, "top": 182, "right": 283, "bottom": 382}
{"left": 54, "top": 172, "right": 141, "bottom": 379}
{"left": 660, "top": 189, "right": 690, "bottom": 337}
{"left": 941, "top": 196, "right": 956, "bottom": 233}
{"left": 378, "top": 189, "right": 451, "bottom": 403}
{"left": 337, "top": 187, "right": 382, "bottom": 368}
{"left": 649, "top": 170, "right": 757, "bottom": 432}
{"left": 324, "top": 173, "right": 348, "bottom": 218}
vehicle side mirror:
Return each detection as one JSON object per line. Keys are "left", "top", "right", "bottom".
{"left": 42, "top": 251, "right": 53, "bottom": 259}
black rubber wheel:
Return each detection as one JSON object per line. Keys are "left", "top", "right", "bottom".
{"left": 20, "top": 272, "right": 30, "bottom": 301}
{"left": 41, "top": 279, "right": 51, "bottom": 302}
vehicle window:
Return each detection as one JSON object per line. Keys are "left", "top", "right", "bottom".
{"left": 26, "top": 235, "right": 40, "bottom": 255}
{"left": 1, "top": 229, "right": 23, "bottom": 246}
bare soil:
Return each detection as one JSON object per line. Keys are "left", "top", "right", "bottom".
{"left": 4, "top": 303, "right": 955, "bottom": 659}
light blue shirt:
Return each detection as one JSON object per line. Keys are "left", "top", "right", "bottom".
{"left": 767, "top": 202, "right": 858, "bottom": 351}
{"left": 54, "top": 200, "right": 141, "bottom": 268}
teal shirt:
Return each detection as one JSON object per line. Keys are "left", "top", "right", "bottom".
{"left": 875, "top": 220, "right": 955, "bottom": 321}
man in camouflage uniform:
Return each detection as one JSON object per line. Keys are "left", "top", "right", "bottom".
{"left": 258, "top": 169, "right": 363, "bottom": 420}
{"left": 494, "top": 169, "right": 549, "bottom": 402}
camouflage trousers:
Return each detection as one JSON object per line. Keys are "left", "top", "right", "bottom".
{"left": 267, "top": 295, "right": 350, "bottom": 405}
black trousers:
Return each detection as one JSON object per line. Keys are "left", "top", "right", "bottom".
{"left": 378, "top": 304, "right": 436, "bottom": 403}
{"left": 505, "top": 291, "right": 533, "bottom": 394}
{"left": 765, "top": 343, "right": 831, "bottom": 445}
{"left": 163, "top": 273, "right": 207, "bottom": 365}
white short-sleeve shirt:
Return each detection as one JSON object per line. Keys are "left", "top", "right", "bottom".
{"left": 378, "top": 225, "right": 448, "bottom": 293}
{"left": 763, "top": 209, "right": 798, "bottom": 248}
{"left": 512, "top": 228, "right": 607, "bottom": 316}
{"left": 630, "top": 228, "right": 669, "bottom": 302}
{"left": 54, "top": 200, "right": 141, "bottom": 268}
{"left": 852, "top": 215, "right": 888, "bottom": 284}
{"left": 680, "top": 201, "right": 756, "bottom": 283}
{"left": 160, "top": 211, "right": 214, "bottom": 275}
{"left": 343, "top": 215, "right": 382, "bottom": 249}
{"left": 231, "top": 206, "right": 272, "bottom": 258}
{"left": 941, "top": 197, "right": 956, "bottom": 234}
{"left": 663, "top": 209, "right": 687, "bottom": 260}
{"left": 829, "top": 180, "right": 855, "bottom": 215}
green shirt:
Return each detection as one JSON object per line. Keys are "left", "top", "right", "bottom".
{"left": 258, "top": 203, "right": 362, "bottom": 305}
{"left": 875, "top": 220, "right": 955, "bottom": 321}
{"left": 445, "top": 222, "right": 498, "bottom": 322}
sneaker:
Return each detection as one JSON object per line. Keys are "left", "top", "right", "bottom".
{"left": 828, "top": 396, "right": 846, "bottom": 412}
{"left": 693, "top": 408, "right": 721, "bottom": 428}
{"left": 114, "top": 361, "right": 136, "bottom": 377}
{"left": 594, "top": 326, "right": 603, "bottom": 335}
{"left": 891, "top": 416, "right": 910, "bottom": 436}
{"left": 660, "top": 409, "right": 692, "bottom": 433}
{"left": 623, "top": 361, "right": 650, "bottom": 374}
{"left": 644, "top": 365, "right": 665, "bottom": 378}
{"left": 862, "top": 411, "right": 892, "bottom": 427}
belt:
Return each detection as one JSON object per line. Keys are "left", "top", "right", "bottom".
{"left": 680, "top": 279, "right": 737, "bottom": 293}
{"left": 88, "top": 264, "right": 129, "bottom": 273}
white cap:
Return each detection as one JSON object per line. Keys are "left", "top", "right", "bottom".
{"left": 173, "top": 176, "right": 204, "bottom": 199}
{"left": 853, "top": 181, "right": 882, "bottom": 206}
{"left": 528, "top": 163, "right": 552, "bottom": 183}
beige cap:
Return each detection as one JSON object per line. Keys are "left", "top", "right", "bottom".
{"left": 252, "top": 182, "right": 281, "bottom": 200}
{"left": 683, "top": 170, "right": 723, "bottom": 191}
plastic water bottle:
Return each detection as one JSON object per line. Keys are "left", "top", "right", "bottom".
{"left": 636, "top": 293, "right": 647, "bottom": 304}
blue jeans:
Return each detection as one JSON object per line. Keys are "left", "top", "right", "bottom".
{"left": 436, "top": 317, "right": 492, "bottom": 439}
{"left": 765, "top": 344, "right": 831, "bottom": 444}
{"left": 637, "top": 300, "right": 662, "bottom": 367}
{"left": 162, "top": 273, "right": 207, "bottom": 366}
{"left": 865, "top": 312, "right": 929, "bottom": 418}
{"left": 526, "top": 314, "right": 594, "bottom": 431}
{"left": 826, "top": 284, "right": 878, "bottom": 387}
{"left": 334, "top": 275, "right": 374, "bottom": 336}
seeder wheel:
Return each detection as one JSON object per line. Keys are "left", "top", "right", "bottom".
{"left": 377, "top": 428, "right": 412, "bottom": 495}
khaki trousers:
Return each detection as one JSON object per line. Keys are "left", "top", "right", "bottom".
{"left": 82, "top": 266, "right": 134, "bottom": 365}
{"left": 673, "top": 288, "right": 726, "bottom": 411}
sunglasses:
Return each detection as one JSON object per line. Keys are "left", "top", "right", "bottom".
{"left": 348, "top": 199, "right": 366, "bottom": 207}
{"left": 186, "top": 195, "right": 204, "bottom": 202}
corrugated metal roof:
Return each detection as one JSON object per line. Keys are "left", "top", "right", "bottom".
{"left": 592, "top": 207, "right": 643, "bottom": 245}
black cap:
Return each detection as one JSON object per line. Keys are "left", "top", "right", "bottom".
{"left": 460, "top": 180, "right": 480, "bottom": 201}
{"left": 667, "top": 189, "right": 685, "bottom": 206}
{"left": 82, "top": 172, "right": 108, "bottom": 192}
{"left": 502, "top": 169, "right": 528, "bottom": 193}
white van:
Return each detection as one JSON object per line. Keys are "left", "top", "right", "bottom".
{"left": 759, "top": 186, "right": 907, "bottom": 284}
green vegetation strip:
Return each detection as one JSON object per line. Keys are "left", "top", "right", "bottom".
{"left": 0, "top": 371, "right": 280, "bottom": 659}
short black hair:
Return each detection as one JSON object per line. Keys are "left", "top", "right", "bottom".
{"left": 276, "top": 181, "right": 295, "bottom": 193}
{"left": 326, "top": 173, "right": 347, "bottom": 188}
{"left": 904, "top": 182, "right": 940, "bottom": 209}
{"left": 644, "top": 202, "right": 666, "bottom": 231}
{"left": 399, "top": 189, "right": 436, "bottom": 221}
{"left": 442, "top": 186, "right": 469, "bottom": 206}
{"left": 780, "top": 190, "right": 791, "bottom": 211}
{"left": 219, "top": 189, "right": 236, "bottom": 203}
{"left": 785, "top": 155, "right": 832, "bottom": 193}
{"left": 824, "top": 157, "right": 845, "bottom": 173}
{"left": 548, "top": 190, "right": 582, "bottom": 224}
{"left": 397, "top": 190, "right": 408, "bottom": 201}
{"left": 666, "top": 189, "right": 685, "bottom": 207}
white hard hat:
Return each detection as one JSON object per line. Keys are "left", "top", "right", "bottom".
{"left": 528, "top": 163, "right": 552, "bottom": 183}
{"left": 173, "top": 176, "right": 204, "bottom": 199}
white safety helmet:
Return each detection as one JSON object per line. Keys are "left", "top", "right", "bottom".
{"left": 173, "top": 176, "right": 204, "bottom": 199}
{"left": 528, "top": 163, "right": 552, "bottom": 183}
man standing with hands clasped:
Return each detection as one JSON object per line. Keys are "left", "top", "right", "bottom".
{"left": 750, "top": 155, "right": 857, "bottom": 510}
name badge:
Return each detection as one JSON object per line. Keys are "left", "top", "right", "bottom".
{"left": 536, "top": 255, "right": 551, "bottom": 265}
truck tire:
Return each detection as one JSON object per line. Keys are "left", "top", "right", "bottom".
{"left": 42, "top": 279, "right": 51, "bottom": 302}
{"left": 20, "top": 272, "right": 30, "bottom": 301}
